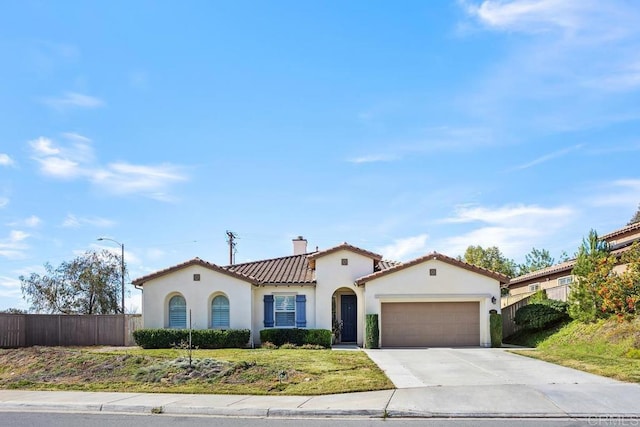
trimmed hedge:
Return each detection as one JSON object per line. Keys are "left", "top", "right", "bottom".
{"left": 489, "top": 313, "right": 502, "bottom": 348}
{"left": 514, "top": 303, "right": 569, "bottom": 331}
{"left": 133, "top": 328, "right": 250, "bottom": 349}
{"left": 259, "top": 328, "right": 331, "bottom": 347}
{"left": 365, "top": 314, "right": 379, "bottom": 349}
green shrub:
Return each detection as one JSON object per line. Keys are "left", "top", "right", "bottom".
{"left": 304, "top": 329, "right": 331, "bottom": 347}
{"left": 259, "top": 329, "right": 331, "bottom": 347}
{"left": 541, "top": 299, "right": 569, "bottom": 314}
{"left": 514, "top": 303, "right": 569, "bottom": 331}
{"left": 529, "top": 289, "right": 548, "bottom": 304}
{"left": 365, "top": 314, "right": 379, "bottom": 349}
{"left": 133, "top": 328, "right": 250, "bottom": 349}
{"left": 490, "top": 313, "right": 502, "bottom": 347}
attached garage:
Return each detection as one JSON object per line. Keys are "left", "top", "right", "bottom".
{"left": 356, "top": 253, "right": 507, "bottom": 348}
{"left": 381, "top": 301, "right": 480, "bottom": 347}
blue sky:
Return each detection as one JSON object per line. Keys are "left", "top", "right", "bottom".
{"left": 1, "top": 1, "right": 640, "bottom": 312}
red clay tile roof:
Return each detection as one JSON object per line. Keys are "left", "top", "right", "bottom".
{"left": 132, "top": 257, "right": 257, "bottom": 286}
{"left": 378, "top": 260, "right": 401, "bottom": 270}
{"left": 601, "top": 221, "right": 640, "bottom": 241}
{"left": 508, "top": 259, "right": 576, "bottom": 285}
{"left": 354, "top": 252, "right": 510, "bottom": 285}
{"left": 307, "top": 243, "right": 383, "bottom": 262}
{"left": 223, "top": 253, "right": 315, "bottom": 284}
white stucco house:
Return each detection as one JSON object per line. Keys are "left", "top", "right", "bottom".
{"left": 132, "top": 237, "right": 508, "bottom": 348}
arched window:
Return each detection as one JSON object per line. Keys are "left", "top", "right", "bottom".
{"left": 168, "top": 295, "right": 186, "bottom": 328}
{"left": 211, "top": 295, "right": 230, "bottom": 329}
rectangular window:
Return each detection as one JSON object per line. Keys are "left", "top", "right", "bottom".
{"left": 528, "top": 283, "right": 540, "bottom": 292}
{"left": 274, "top": 295, "right": 296, "bottom": 327}
{"left": 558, "top": 276, "right": 573, "bottom": 286}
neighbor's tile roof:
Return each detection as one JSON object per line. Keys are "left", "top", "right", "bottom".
{"left": 355, "top": 252, "right": 510, "bottom": 285}
{"left": 223, "top": 253, "right": 315, "bottom": 284}
{"left": 508, "top": 259, "right": 576, "bottom": 285}
{"left": 601, "top": 221, "right": 640, "bottom": 241}
{"left": 132, "top": 257, "right": 258, "bottom": 286}
{"left": 377, "top": 260, "right": 401, "bottom": 270}
{"left": 307, "top": 243, "right": 383, "bottom": 261}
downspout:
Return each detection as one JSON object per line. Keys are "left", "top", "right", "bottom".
{"left": 250, "top": 283, "right": 256, "bottom": 349}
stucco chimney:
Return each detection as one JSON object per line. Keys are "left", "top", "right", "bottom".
{"left": 292, "top": 236, "right": 307, "bottom": 255}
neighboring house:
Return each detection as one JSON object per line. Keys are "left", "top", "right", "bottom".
{"left": 132, "top": 237, "right": 507, "bottom": 348}
{"left": 506, "top": 222, "right": 640, "bottom": 305}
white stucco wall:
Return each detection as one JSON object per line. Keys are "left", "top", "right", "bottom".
{"left": 252, "top": 285, "right": 316, "bottom": 345}
{"left": 314, "top": 250, "right": 373, "bottom": 346}
{"left": 141, "top": 265, "right": 252, "bottom": 331}
{"left": 362, "top": 259, "right": 502, "bottom": 347}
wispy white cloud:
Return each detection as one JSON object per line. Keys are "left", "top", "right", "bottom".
{"left": 442, "top": 203, "right": 572, "bottom": 225}
{"left": 0, "top": 230, "right": 30, "bottom": 260}
{"left": 62, "top": 214, "right": 115, "bottom": 228}
{"left": 460, "top": 1, "right": 640, "bottom": 132}
{"left": 377, "top": 234, "right": 430, "bottom": 261}
{"left": 510, "top": 144, "right": 582, "bottom": 171}
{"left": 0, "top": 154, "right": 14, "bottom": 166}
{"left": 30, "top": 136, "right": 61, "bottom": 156}
{"left": 7, "top": 215, "right": 42, "bottom": 228}
{"left": 588, "top": 179, "right": 640, "bottom": 208}
{"left": 28, "top": 134, "right": 189, "bottom": 201}
{"left": 439, "top": 203, "right": 574, "bottom": 258}
{"left": 0, "top": 275, "right": 22, "bottom": 299}
{"left": 91, "top": 163, "right": 188, "bottom": 201}
{"left": 463, "top": 0, "right": 591, "bottom": 34}
{"left": 348, "top": 126, "right": 496, "bottom": 163}
{"left": 42, "top": 92, "right": 105, "bottom": 110}
{"left": 348, "top": 154, "right": 399, "bottom": 164}
{"left": 0, "top": 197, "right": 8, "bottom": 209}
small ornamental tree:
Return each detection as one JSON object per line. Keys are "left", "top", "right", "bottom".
{"left": 598, "top": 242, "right": 640, "bottom": 320}
{"left": 568, "top": 230, "right": 610, "bottom": 322}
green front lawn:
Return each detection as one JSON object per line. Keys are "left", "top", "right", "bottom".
{"left": 0, "top": 346, "right": 394, "bottom": 395}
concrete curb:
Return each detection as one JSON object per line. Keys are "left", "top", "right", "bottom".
{"left": 2, "top": 401, "right": 640, "bottom": 419}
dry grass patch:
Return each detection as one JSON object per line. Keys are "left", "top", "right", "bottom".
{"left": 0, "top": 346, "right": 393, "bottom": 395}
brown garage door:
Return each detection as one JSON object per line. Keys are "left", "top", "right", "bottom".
{"left": 381, "top": 302, "right": 479, "bottom": 347}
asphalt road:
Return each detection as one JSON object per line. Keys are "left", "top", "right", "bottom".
{"left": 0, "top": 412, "right": 627, "bottom": 427}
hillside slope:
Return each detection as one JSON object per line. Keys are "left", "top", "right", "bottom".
{"left": 513, "top": 317, "right": 640, "bottom": 383}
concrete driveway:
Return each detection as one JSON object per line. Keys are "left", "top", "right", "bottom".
{"left": 364, "top": 347, "right": 617, "bottom": 388}
{"left": 365, "top": 348, "right": 640, "bottom": 417}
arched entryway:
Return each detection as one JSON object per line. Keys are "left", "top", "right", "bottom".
{"left": 331, "top": 288, "right": 357, "bottom": 343}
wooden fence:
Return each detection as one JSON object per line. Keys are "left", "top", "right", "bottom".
{"left": 0, "top": 314, "right": 142, "bottom": 348}
{"left": 501, "top": 295, "right": 531, "bottom": 339}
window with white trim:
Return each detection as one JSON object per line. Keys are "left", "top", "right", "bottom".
{"left": 211, "top": 295, "right": 230, "bottom": 329}
{"left": 274, "top": 295, "right": 296, "bottom": 327}
{"left": 168, "top": 295, "right": 186, "bottom": 328}
{"left": 528, "top": 283, "right": 540, "bottom": 292}
{"left": 558, "top": 276, "right": 573, "bottom": 286}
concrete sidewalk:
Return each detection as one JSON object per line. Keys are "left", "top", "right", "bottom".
{"left": 1, "top": 384, "right": 640, "bottom": 418}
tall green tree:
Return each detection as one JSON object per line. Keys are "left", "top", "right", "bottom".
{"left": 460, "top": 245, "right": 517, "bottom": 277}
{"left": 567, "top": 230, "right": 610, "bottom": 322}
{"left": 629, "top": 203, "right": 640, "bottom": 225}
{"left": 518, "top": 247, "right": 555, "bottom": 275}
{"left": 20, "top": 250, "right": 125, "bottom": 314}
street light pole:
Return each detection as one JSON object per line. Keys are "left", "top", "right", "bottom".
{"left": 97, "top": 237, "right": 126, "bottom": 345}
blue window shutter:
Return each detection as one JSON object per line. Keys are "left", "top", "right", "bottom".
{"left": 264, "top": 295, "right": 274, "bottom": 327}
{"left": 295, "top": 295, "right": 306, "bottom": 328}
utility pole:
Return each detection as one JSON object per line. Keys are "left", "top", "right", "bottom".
{"left": 226, "top": 231, "right": 237, "bottom": 264}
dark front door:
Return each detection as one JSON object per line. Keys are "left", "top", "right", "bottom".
{"left": 341, "top": 295, "right": 357, "bottom": 342}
